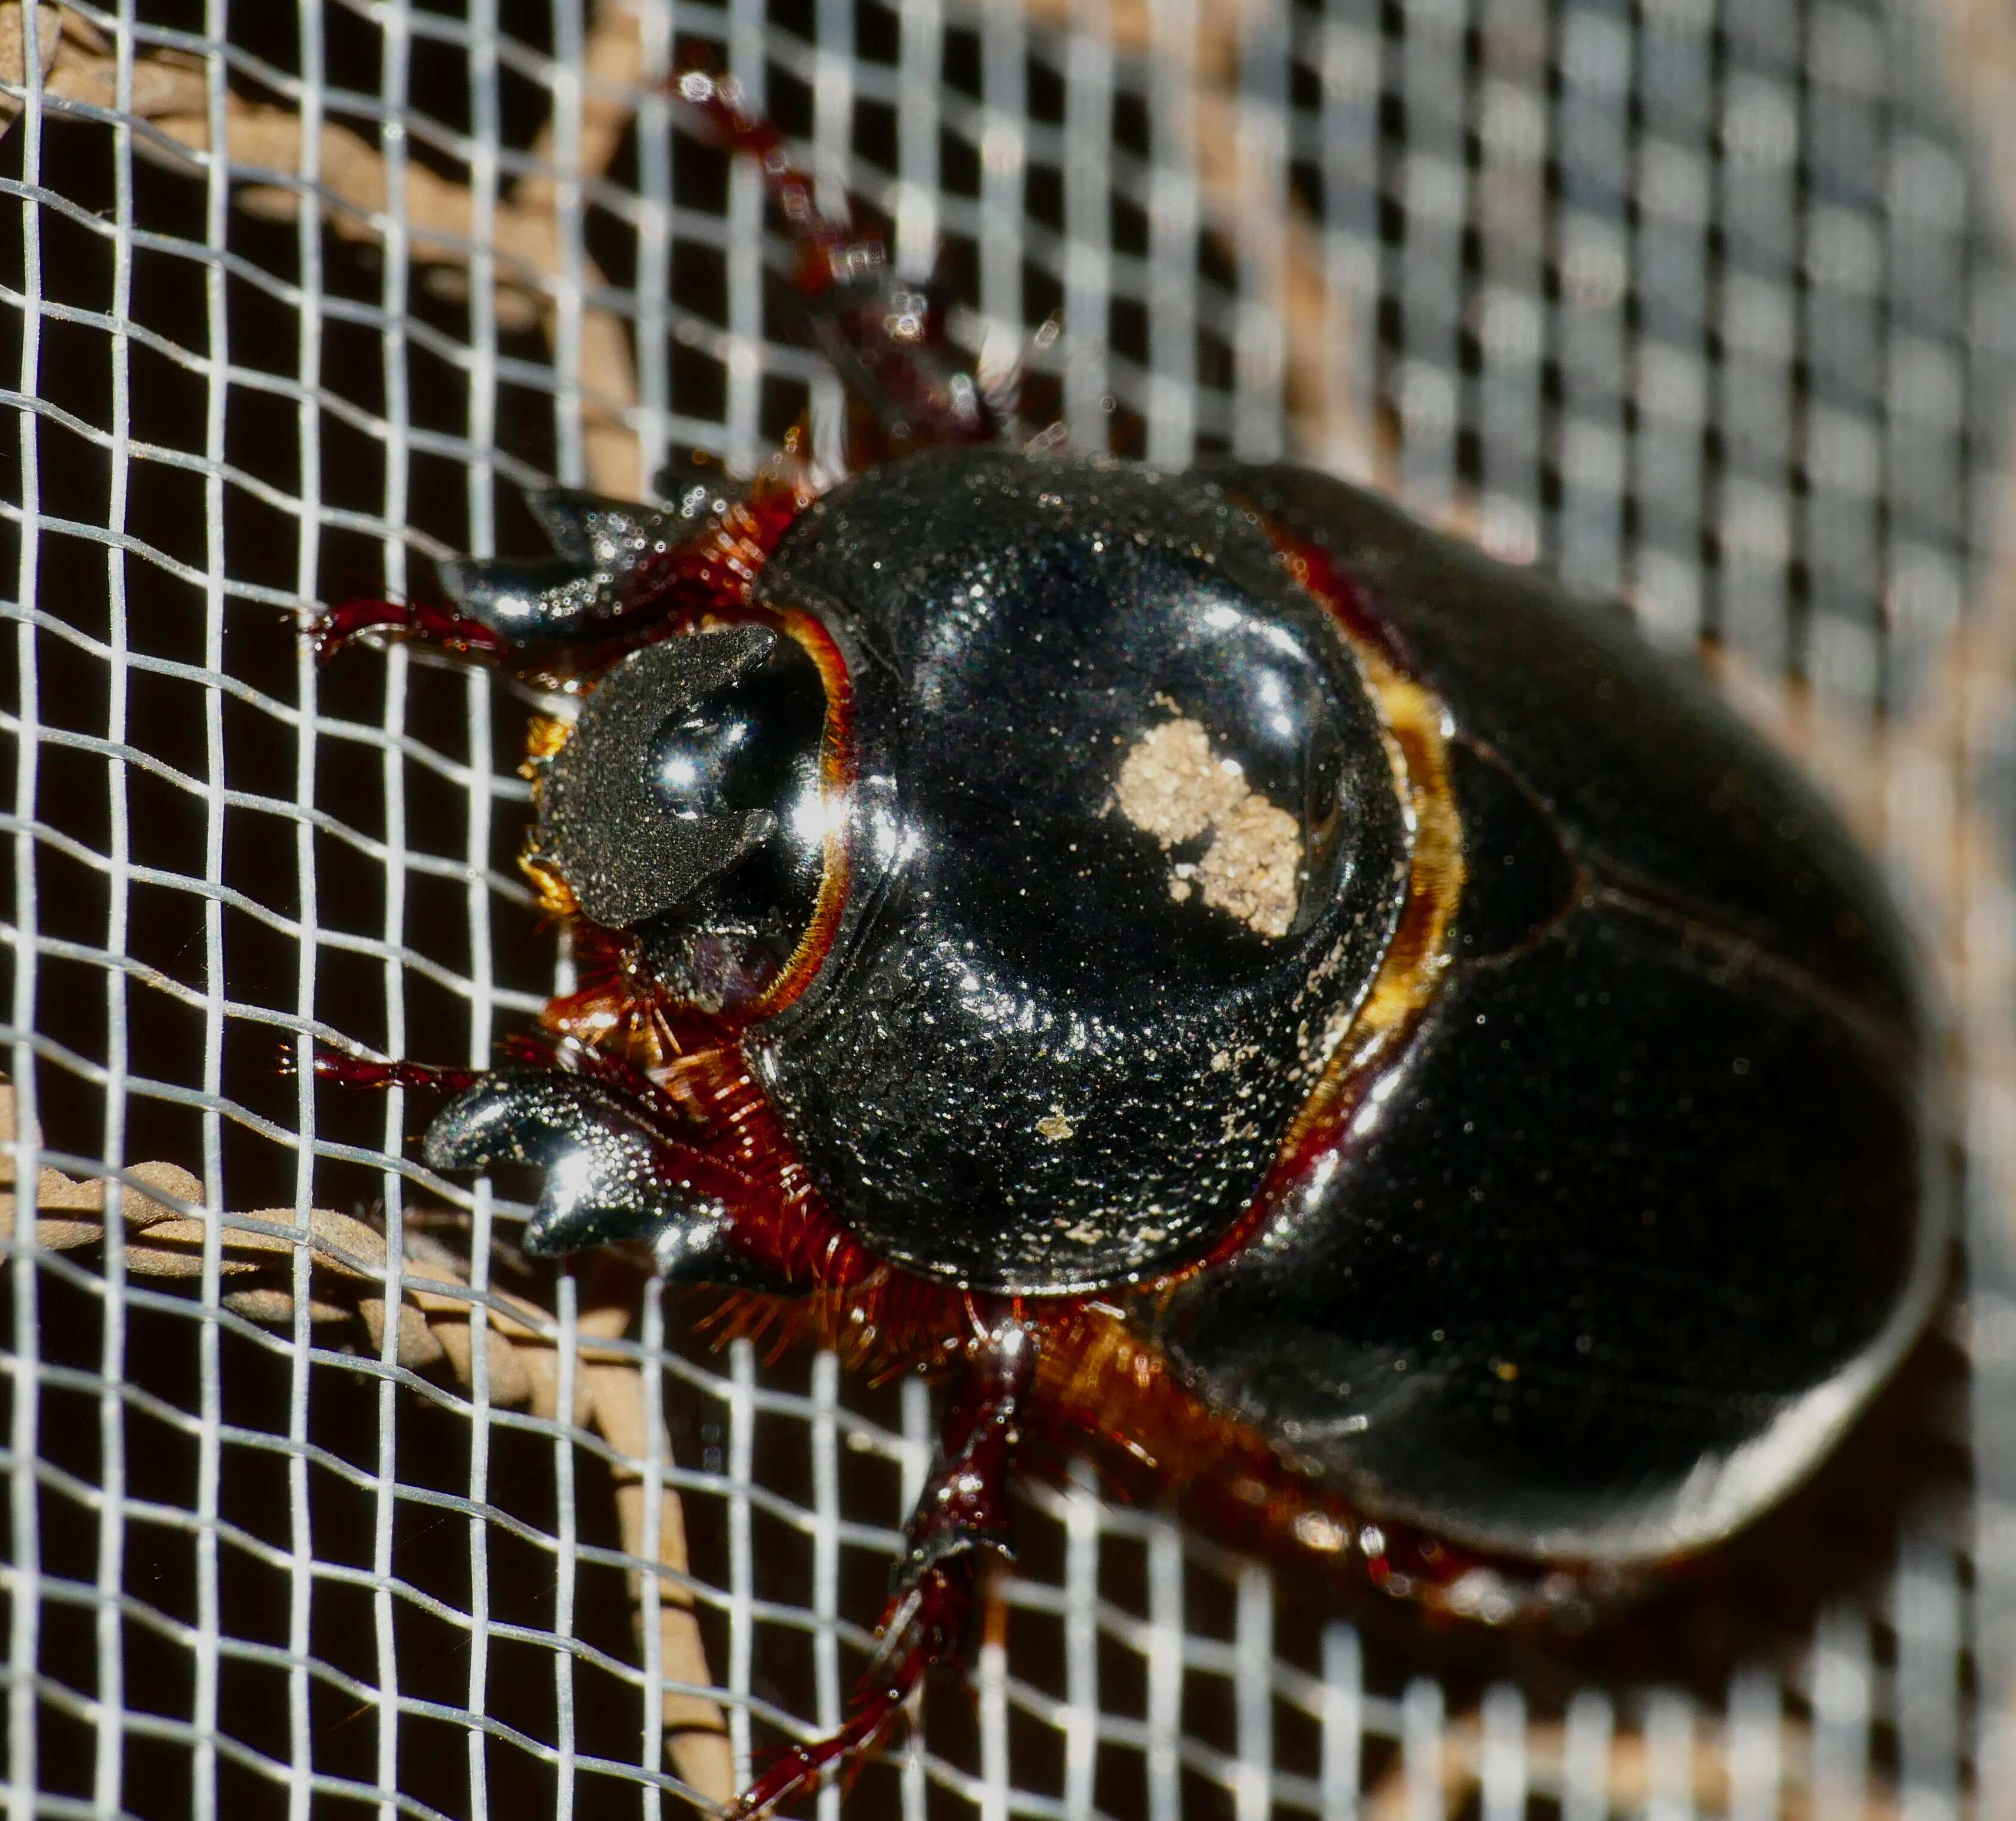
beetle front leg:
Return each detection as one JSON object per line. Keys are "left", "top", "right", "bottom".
{"left": 306, "top": 1047, "right": 485, "bottom": 1095}
{"left": 308, "top": 477, "right": 810, "bottom": 685}
{"left": 308, "top": 490, "right": 675, "bottom": 667}
{"left": 731, "top": 1311, "right": 1034, "bottom": 1821}
{"left": 420, "top": 1067, "right": 799, "bottom": 1289}
{"left": 307, "top": 593, "right": 511, "bottom": 664}
{"left": 313, "top": 1044, "right": 831, "bottom": 1294}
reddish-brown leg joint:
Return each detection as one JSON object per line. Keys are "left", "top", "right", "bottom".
{"left": 305, "top": 597, "right": 508, "bottom": 663}
{"left": 671, "top": 62, "right": 1000, "bottom": 462}
{"left": 304, "top": 1045, "right": 483, "bottom": 1097}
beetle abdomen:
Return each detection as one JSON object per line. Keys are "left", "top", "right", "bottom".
{"left": 1144, "top": 893, "right": 1931, "bottom": 1561}
{"left": 1141, "top": 466, "right": 1942, "bottom": 1562}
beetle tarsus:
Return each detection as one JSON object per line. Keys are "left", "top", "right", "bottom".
{"left": 304, "top": 1044, "right": 482, "bottom": 1095}
{"left": 731, "top": 1311, "right": 1033, "bottom": 1819}
{"left": 314, "top": 473, "right": 813, "bottom": 687}
{"left": 728, "top": 1556, "right": 980, "bottom": 1821}
{"left": 305, "top": 596, "right": 508, "bottom": 663}
{"left": 435, "top": 486, "right": 689, "bottom": 651}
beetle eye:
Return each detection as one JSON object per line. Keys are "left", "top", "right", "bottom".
{"left": 1303, "top": 710, "right": 1347, "bottom": 876}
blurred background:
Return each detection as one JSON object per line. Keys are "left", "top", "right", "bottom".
{"left": 3, "top": 1, "right": 2015, "bottom": 1815}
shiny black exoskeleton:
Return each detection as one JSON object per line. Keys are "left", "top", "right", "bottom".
{"left": 326, "top": 69, "right": 1948, "bottom": 1818}
{"left": 438, "top": 447, "right": 1940, "bottom": 1566}
{"left": 738, "top": 456, "right": 1409, "bottom": 1293}
{"left": 1153, "top": 465, "right": 1943, "bottom": 1561}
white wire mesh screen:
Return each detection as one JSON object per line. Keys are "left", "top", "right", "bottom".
{"left": 4, "top": 1, "right": 2015, "bottom": 1817}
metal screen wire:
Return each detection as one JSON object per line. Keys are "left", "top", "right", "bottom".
{"left": 5, "top": 1, "right": 2016, "bottom": 1816}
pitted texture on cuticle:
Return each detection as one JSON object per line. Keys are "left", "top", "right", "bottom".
{"left": 540, "top": 626, "right": 781, "bottom": 929}
{"left": 746, "top": 449, "right": 1411, "bottom": 1293}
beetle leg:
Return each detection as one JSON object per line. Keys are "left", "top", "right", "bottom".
{"left": 417, "top": 1067, "right": 797, "bottom": 1289}
{"left": 730, "top": 1310, "right": 1034, "bottom": 1820}
{"left": 308, "top": 475, "right": 811, "bottom": 687}
{"left": 308, "top": 1041, "right": 838, "bottom": 1292}
{"left": 673, "top": 66, "right": 1001, "bottom": 464}
{"left": 307, "top": 489, "right": 676, "bottom": 664}
{"left": 302, "top": 1046, "right": 485, "bottom": 1095}
{"left": 306, "top": 594, "right": 510, "bottom": 664}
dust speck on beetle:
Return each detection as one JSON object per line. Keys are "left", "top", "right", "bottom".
{"left": 1115, "top": 717, "right": 1302, "bottom": 937}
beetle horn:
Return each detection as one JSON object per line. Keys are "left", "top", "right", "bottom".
{"left": 422, "top": 1069, "right": 787, "bottom": 1287}
{"left": 537, "top": 625, "right": 787, "bottom": 929}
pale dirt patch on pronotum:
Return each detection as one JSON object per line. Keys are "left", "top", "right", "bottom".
{"left": 1115, "top": 718, "right": 1302, "bottom": 938}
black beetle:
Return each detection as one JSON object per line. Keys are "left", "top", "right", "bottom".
{"left": 311, "top": 70, "right": 1946, "bottom": 1819}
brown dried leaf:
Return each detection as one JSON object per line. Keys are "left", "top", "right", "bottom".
{"left": 357, "top": 1295, "right": 449, "bottom": 1372}
{"left": 31, "top": 1163, "right": 102, "bottom": 1212}
{"left": 0, "top": 4, "right": 193, "bottom": 121}
{"left": 0, "top": 1058, "right": 724, "bottom": 1784}
{"left": 124, "top": 1233, "right": 263, "bottom": 1278}
{"left": 427, "top": 1310, "right": 537, "bottom": 1408}
{"left": 222, "top": 1286, "right": 353, "bottom": 1325}
{"left": 578, "top": 1253, "right": 735, "bottom": 1804}
{"left": 19, "top": 2, "right": 648, "bottom": 499}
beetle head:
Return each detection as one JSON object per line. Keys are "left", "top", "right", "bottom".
{"left": 538, "top": 624, "right": 832, "bottom": 1012}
